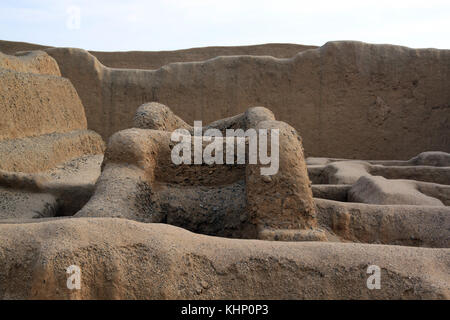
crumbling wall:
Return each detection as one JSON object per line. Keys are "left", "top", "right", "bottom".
{"left": 0, "top": 40, "right": 315, "bottom": 70}
{"left": 0, "top": 51, "right": 104, "bottom": 172}
{"left": 0, "top": 70, "right": 87, "bottom": 140}
{"left": 2, "top": 40, "right": 449, "bottom": 159}
{"left": 42, "top": 41, "right": 450, "bottom": 160}
{"left": 0, "top": 50, "right": 60, "bottom": 76}
{"left": 89, "top": 43, "right": 316, "bottom": 70}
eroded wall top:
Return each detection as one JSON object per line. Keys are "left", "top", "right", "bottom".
{"left": 2, "top": 40, "right": 449, "bottom": 160}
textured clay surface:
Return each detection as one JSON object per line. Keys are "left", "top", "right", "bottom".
{"left": 0, "top": 41, "right": 448, "bottom": 300}
{"left": 31, "top": 41, "right": 450, "bottom": 160}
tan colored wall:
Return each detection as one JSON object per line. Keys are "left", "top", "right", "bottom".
{"left": 0, "top": 40, "right": 50, "bottom": 55}
{"left": 0, "top": 40, "right": 315, "bottom": 70}
{"left": 0, "top": 69, "right": 87, "bottom": 141}
{"left": 2, "top": 40, "right": 448, "bottom": 159}
{"left": 0, "top": 130, "right": 104, "bottom": 173}
{"left": 0, "top": 51, "right": 104, "bottom": 172}
{"left": 1, "top": 218, "right": 449, "bottom": 299}
{"left": 0, "top": 51, "right": 61, "bottom": 76}
{"left": 89, "top": 43, "right": 317, "bottom": 70}
{"left": 44, "top": 41, "right": 450, "bottom": 160}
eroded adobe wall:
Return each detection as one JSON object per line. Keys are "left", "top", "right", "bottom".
{"left": 43, "top": 41, "right": 450, "bottom": 160}
{"left": 0, "top": 40, "right": 50, "bottom": 55}
{"left": 0, "top": 51, "right": 61, "bottom": 76}
{"left": 0, "top": 70, "right": 87, "bottom": 141}
{"left": 0, "top": 51, "right": 104, "bottom": 172}
{"left": 89, "top": 43, "right": 317, "bottom": 70}
{"left": 0, "top": 218, "right": 449, "bottom": 299}
{"left": 0, "top": 40, "right": 315, "bottom": 70}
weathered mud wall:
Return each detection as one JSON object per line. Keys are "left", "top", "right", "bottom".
{"left": 0, "top": 51, "right": 61, "bottom": 76}
{"left": 41, "top": 41, "right": 450, "bottom": 160}
{"left": 0, "top": 70, "right": 87, "bottom": 141}
{"left": 0, "top": 218, "right": 448, "bottom": 299}
{"left": 89, "top": 43, "right": 317, "bottom": 70}
{"left": 0, "top": 40, "right": 49, "bottom": 55}
{"left": 0, "top": 51, "right": 104, "bottom": 172}
{"left": 0, "top": 40, "right": 315, "bottom": 70}
{"left": 2, "top": 40, "right": 448, "bottom": 159}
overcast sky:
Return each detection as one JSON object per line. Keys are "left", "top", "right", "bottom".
{"left": 1, "top": 0, "right": 449, "bottom": 51}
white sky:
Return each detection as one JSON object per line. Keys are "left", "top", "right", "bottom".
{"left": 0, "top": 0, "right": 449, "bottom": 51}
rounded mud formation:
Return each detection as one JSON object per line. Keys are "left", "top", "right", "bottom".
{"left": 0, "top": 43, "right": 449, "bottom": 300}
